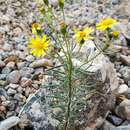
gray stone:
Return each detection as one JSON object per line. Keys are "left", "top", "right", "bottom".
{"left": 0, "top": 74, "right": 7, "bottom": 80}
{"left": 17, "top": 62, "right": 25, "bottom": 70}
{"left": 128, "top": 81, "right": 130, "bottom": 87}
{"left": 20, "top": 67, "right": 34, "bottom": 78}
{"left": 14, "top": 93, "right": 25, "bottom": 101}
{"left": 0, "top": 116, "right": 20, "bottom": 130}
{"left": 119, "top": 66, "right": 130, "bottom": 83}
{"left": 115, "top": 99, "right": 130, "bottom": 120}
{"left": 113, "top": 125, "right": 130, "bottom": 130}
{"left": 25, "top": 55, "right": 35, "bottom": 62}
{"left": 0, "top": 88, "right": 8, "bottom": 99}
{"left": 106, "top": 114, "right": 123, "bottom": 126}
{"left": 7, "top": 70, "right": 21, "bottom": 84}
{"left": 19, "top": 89, "right": 58, "bottom": 130}
{"left": 17, "top": 86, "right": 23, "bottom": 94}
{"left": 7, "top": 88, "right": 17, "bottom": 95}
{"left": 110, "top": 0, "right": 120, "bottom": 4}
{"left": 127, "top": 88, "right": 130, "bottom": 99}
{"left": 2, "top": 67, "right": 11, "bottom": 74}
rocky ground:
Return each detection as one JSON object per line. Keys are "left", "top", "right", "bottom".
{"left": 1, "top": 0, "right": 130, "bottom": 130}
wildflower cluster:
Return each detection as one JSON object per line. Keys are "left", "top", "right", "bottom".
{"left": 28, "top": 0, "right": 121, "bottom": 130}
{"left": 29, "top": 18, "right": 119, "bottom": 57}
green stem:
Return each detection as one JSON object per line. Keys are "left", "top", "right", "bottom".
{"left": 64, "top": 49, "right": 73, "bottom": 130}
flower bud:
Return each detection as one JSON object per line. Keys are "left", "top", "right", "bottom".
{"left": 32, "top": 23, "right": 41, "bottom": 34}
{"left": 58, "top": 0, "right": 64, "bottom": 9}
{"left": 39, "top": 6, "right": 46, "bottom": 14}
{"left": 43, "top": 0, "right": 49, "bottom": 6}
{"left": 60, "top": 21, "right": 67, "bottom": 35}
{"left": 112, "top": 31, "right": 120, "bottom": 38}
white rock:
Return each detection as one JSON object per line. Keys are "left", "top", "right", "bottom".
{"left": 25, "top": 55, "right": 35, "bottom": 62}
{"left": 8, "top": 83, "right": 19, "bottom": 89}
{"left": 72, "top": 53, "right": 119, "bottom": 91}
{"left": 29, "top": 59, "right": 53, "bottom": 68}
{"left": 0, "top": 116, "right": 20, "bottom": 130}
{"left": 115, "top": 84, "right": 129, "bottom": 95}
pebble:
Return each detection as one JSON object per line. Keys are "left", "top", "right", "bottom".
{"left": 106, "top": 114, "right": 123, "bottom": 126}
{"left": 0, "top": 80, "right": 7, "bottom": 86}
{"left": 0, "top": 105, "right": 6, "bottom": 112}
{"left": 34, "top": 67, "right": 44, "bottom": 75}
{"left": 0, "top": 60, "right": 5, "bottom": 68}
{"left": 6, "top": 62, "right": 15, "bottom": 69}
{"left": 29, "top": 59, "right": 53, "bottom": 68}
{"left": 2, "top": 101, "right": 11, "bottom": 107}
{"left": 115, "top": 84, "right": 129, "bottom": 96}
{"left": 0, "top": 116, "right": 20, "bottom": 130}
{"left": 25, "top": 87, "right": 31, "bottom": 97}
{"left": 0, "top": 74, "right": 7, "bottom": 80}
{"left": 17, "top": 86, "right": 23, "bottom": 94}
{"left": 6, "top": 70, "right": 21, "bottom": 84}
{"left": 2, "top": 67, "right": 11, "bottom": 74}
{"left": 8, "top": 83, "right": 19, "bottom": 89}
{"left": 20, "top": 67, "right": 34, "bottom": 78}
{"left": 109, "top": 0, "right": 119, "bottom": 4}
{"left": 3, "top": 43, "right": 12, "bottom": 51}
{"left": 127, "top": 88, "right": 130, "bottom": 99}
{"left": 21, "top": 78, "right": 32, "bottom": 87}
{"left": 119, "top": 66, "right": 130, "bottom": 83}
{"left": 115, "top": 99, "right": 130, "bottom": 120}
{"left": 25, "top": 55, "right": 35, "bottom": 62}
{"left": 120, "top": 55, "right": 130, "bottom": 66}
{"left": 7, "top": 88, "right": 17, "bottom": 96}
{"left": 17, "top": 62, "right": 25, "bottom": 70}
{"left": 0, "top": 88, "right": 8, "bottom": 99}
{"left": 14, "top": 93, "right": 24, "bottom": 101}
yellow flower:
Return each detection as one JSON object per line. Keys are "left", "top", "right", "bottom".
{"left": 32, "top": 23, "right": 41, "bottom": 34}
{"left": 74, "top": 27, "right": 93, "bottom": 44}
{"left": 96, "top": 18, "right": 118, "bottom": 31}
{"left": 28, "top": 35, "right": 49, "bottom": 57}
{"left": 112, "top": 31, "right": 120, "bottom": 38}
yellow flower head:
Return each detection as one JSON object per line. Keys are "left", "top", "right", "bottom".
{"left": 112, "top": 31, "right": 120, "bottom": 38}
{"left": 28, "top": 35, "right": 49, "bottom": 57}
{"left": 74, "top": 27, "right": 93, "bottom": 44}
{"left": 96, "top": 18, "right": 118, "bottom": 31}
{"left": 32, "top": 23, "right": 41, "bottom": 34}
